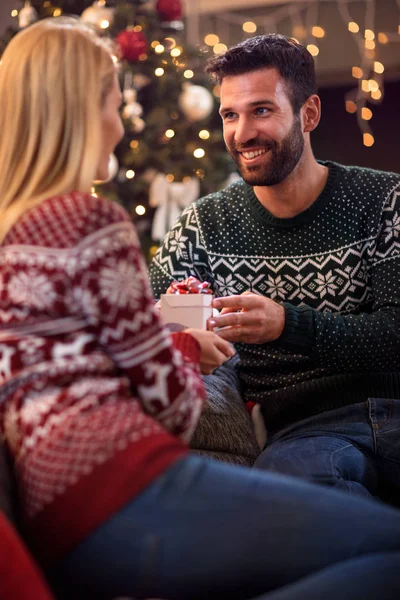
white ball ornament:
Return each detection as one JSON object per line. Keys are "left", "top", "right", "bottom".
{"left": 178, "top": 83, "right": 214, "bottom": 122}
{"left": 80, "top": 1, "right": 115, "bottom": 29}
{"left": 18, "top": 1, "right": 38, "bottom": 29}
{"left": 93, "top": 153, "right": 119, "bottom": 184}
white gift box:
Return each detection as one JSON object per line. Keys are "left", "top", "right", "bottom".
{"left": 161, "top": 293, "right": 213, "bottom": 330}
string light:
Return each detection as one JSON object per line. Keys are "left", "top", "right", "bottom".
{"left": 155, "top": 44, "right": 165, "bottom": 53}
{"left": 363, "top": 133, "right": 375, "bottom": 147}
{"left": 243, "top": 22, "right": 257, "bottom": 33}
{"left": 374, "top": 61, "right": 385, "bottom": 73}
{"left": 155, "top": 68, "right": 164, "bottom": 76}
{"left": 204, "top": 34, "right": 219, "bottom": 46}
{"left": 364, "top": 29, "right": 375, "bottom": 40}
{"left": 348, "top": 22, "right": 360, "bottom": 33}
{"left": 365, "top": 39, "right": 376, "bottom": 50}
{"left": 213, "top": 43, "right": 228, "bottom": 54}
{"left": 166, "top": 174, "right": 175, "bottom": 182}
{"left": 11, "top": 9, "right": 18, "bottom": 17}
{"left": 199, "top": 130, "right": 210, "bottom": 140}
{"left": 345, "top": 100, "right": 357, "bottom": 113}
{"left": 165, "top": 129, "right": 175, "bottom": 138}
{"left": 361, "top": 107, "right": 373, "bottom": 120}
{"left": 312, "top": 26, "right": 325, "bottom": 38}
{"left": 126, "top": 170, "right": 135, "bottom": 179}
{"left": 352, "top": 67, "right": 363, "bottom": 79}
{"left": 100, "top": 20, "right": 110, "bottom": 29}
{"left": 307, "top": 44, "right": 319, "bottom": 57}
{"left": 184, "top": 69, "right": 194, "bottom": 79}
{"left": 130, "top": 140, "right": 139, "bottom": 149}
{"left": 371, "top": 89, "right": 382, "bottom": 100}
{"left": 194, "top": 148, "right": 205, "bottom": 158}
{"left": 378, "top": 32, "right": 389, "bottom": 44}
{"left": 170, "top": 47, "right": 182, "bottom": 57}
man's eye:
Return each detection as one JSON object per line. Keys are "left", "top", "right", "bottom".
{"left": 255, "top": 107, "right": 269, "bottom": 115}
{"left": 223, "top": 112, "right": 236, "bottom": 120}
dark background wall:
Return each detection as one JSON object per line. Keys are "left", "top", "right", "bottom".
{"left": 314, "top": 80, "right": 400, "bottom": 173}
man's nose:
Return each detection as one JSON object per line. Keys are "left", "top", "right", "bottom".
{"left": 234, "top": 117, "right": 258, "bottom": 146}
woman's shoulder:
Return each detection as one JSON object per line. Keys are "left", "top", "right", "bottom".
{"left": 5, "top": 192, "right": 132, "bottom": 249}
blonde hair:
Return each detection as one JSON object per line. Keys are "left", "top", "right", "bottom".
{"left": 0, "top": 18, "right": 116, "bottom": 242}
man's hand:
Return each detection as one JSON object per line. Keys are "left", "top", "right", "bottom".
{"left": 209, "top": 292, "right": 285, "bottom": 344}
{"left": 185, "top": 329, "right": 236, "bottom": 375}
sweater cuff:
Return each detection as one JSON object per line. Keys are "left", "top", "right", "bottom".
{"left": 171, "top": 331, "right": 201, "bottom": 364}
{"left": 275, "top": 303, "right": 315, "bottom": 354}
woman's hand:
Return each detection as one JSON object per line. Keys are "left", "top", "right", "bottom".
{"left": 185, "top": 328, "right": 236, "bottom": 375}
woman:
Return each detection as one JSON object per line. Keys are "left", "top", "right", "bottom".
{"left": 1, "top": 18, "right": 400, "bottom": 600}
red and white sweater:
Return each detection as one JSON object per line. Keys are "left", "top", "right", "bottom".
{"left": 0, "top": 192, "right": 205, "bottom": 566}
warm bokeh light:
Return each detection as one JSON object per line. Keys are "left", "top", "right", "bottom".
{"left": 345, "top": 100, "right": 357, "bottom": 114}
{"left": 312, "top": 26, "right": 325, "bottom": 38}
{"left": 171, "top": 47, "right": 182, "bottom": 57}
{"left": 243, "top": 22, "right": 257, "bottom": 33}
{"left": 165, "top": 129, "right": 175, "bottom": 138}
{"left": 133, "top": 25, "right": 142, "bottom": 32}
{"left": 364, "top": 29, "right": 375, "bottom": 40}
{"left": 363, "top": 133, "right": 375, "bottom": 147}
{"left": 199, "top": 130, "right": 210, "bottom": 140}
{"left": 348, "top": 22, "right": 359, "bottom": 33}
{"left": 204, "top": 34, "right": 220, "bottom": 46}
{"left": 155, "top": 68, "right": 165, "bottom": 76}
{"left": 365, "top": 39, "right": 376, "bottom": 50}
{"left": 166, "top": 174, "right": 175, "bottom": 182}
{"left": 130, "top": 140, "right": 139, "bottom": 149}
{"left": 184, "top": 70, "right": 194, "bottom": 79}
{"left": 100, "top": 20, "right": 109, "bottom": 29}
{"left": 378, "top": 32, "right": 389, "bottom": 44}
{"left": 361, "top": 107, "right": 373, "bottom": 120}
{"left": 371, "top": 89, "right": 382, "bottom": 100}
{"left": 194, "top": 148, "right": 205, "bottom": 158}
{"left": 155, "top": 44, "right": 165, "bottom": 53}
{"left": 368, "top": 79, "right": 379, "bottom": 92}
{"left": 307, "top": 44, "right": 319, "bottom": 56}
{"left": 352, "top": 67, "right": 363, "bottom": 79}
{"left": 151, "top": 40, "right": 160, "bottom": 48}
{"left": 135, "top": 205, "right": 146, "bottom": 216}
{"left": 361, "top": 80, "right": 370, "bottom": 92}
{"left": 374, "top": 61, "right": 385, "bottom": 74}
{"left": 11, "top": 9, "right": 18, "bottom": 16}
{"left": 126, "top": 170, "right": 135, "bottom": 180}
{"left": 213, "top": 43, "right": 228, "bottom": 54}
{"left": 53, "top": 8, "right": 62, "bottom": 17}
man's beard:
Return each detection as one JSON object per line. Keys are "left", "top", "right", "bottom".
{"left": 227, "top": 115, "right": 304, "bottom": 187}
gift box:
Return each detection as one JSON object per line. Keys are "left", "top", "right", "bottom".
{"left": 161, "top": 293, "right": 213, "bottom": 330}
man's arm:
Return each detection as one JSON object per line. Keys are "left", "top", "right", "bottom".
{"left": 211, "top": 181, "right": 400, "bottom": 372}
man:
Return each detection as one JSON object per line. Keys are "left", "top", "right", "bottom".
{"left": 149, "top": 34, "right": 400, "bottom": 501}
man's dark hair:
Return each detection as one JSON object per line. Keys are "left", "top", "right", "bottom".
{"left": 205, "top": 34, "right": 317, "bottom": 114}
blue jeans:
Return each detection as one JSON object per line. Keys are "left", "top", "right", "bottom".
{"left": 254, "top": 398, "right": 400, "bottom": 502}
{"left": 50, "top": 454, "right": 400, "bottom": 599}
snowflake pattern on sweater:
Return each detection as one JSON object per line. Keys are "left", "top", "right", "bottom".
{"left": 150, "top": 162, "right": 400, "bottom": 431}
{"left": 0, "top": 192, "right": 205, "bottom": 564}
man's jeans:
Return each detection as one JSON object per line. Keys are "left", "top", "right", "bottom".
{"left": 255, "top": 398, "right": 400, "bottom": 502}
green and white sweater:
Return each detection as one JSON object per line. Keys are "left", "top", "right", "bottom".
{"left": 149, "top": 161, "right": 400, "bottom": 433}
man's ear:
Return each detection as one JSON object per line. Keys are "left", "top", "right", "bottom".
{"left": 301, "top": 94, "right": 321, "bottom": 133}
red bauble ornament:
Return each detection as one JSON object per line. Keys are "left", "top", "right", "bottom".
{"left": 156, "top": 0, "right": 183, "bottom": 22}
{"left": 116, "top": 29, "right": 148, "bottom": 63}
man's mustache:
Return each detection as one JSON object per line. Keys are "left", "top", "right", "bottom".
{"left": 231, "top": 139, "right": 275, "bottom": 152}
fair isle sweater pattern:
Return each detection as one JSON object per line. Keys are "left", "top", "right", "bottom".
{"left": 0, "top": 192, "right": 204, "bottom": 565}
{"left": 149, "top": 162, "right": 400, "bottom": 431}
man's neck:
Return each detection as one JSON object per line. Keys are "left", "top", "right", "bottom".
{"left": 253, "top": 152, "right": 329, "bottom": 219}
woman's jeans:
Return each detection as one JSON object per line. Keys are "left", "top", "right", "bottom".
{"left": 255, "top": 398, "right": 400, "bottom": 502}
{"left": 50, "top": 454, "right": 400, "bottom": 600}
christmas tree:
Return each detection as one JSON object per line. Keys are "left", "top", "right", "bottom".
{"left": 1, "top": 1, "right": 233, "bottom": 260}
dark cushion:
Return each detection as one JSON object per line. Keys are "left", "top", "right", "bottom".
{"left": 190, "top": 359, "right": 260, "bottom": 466}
